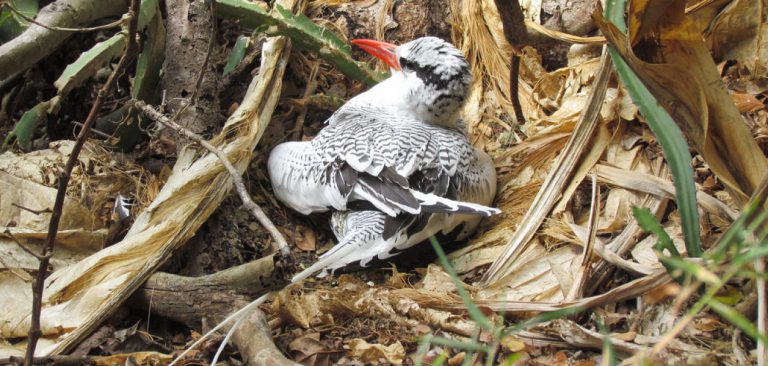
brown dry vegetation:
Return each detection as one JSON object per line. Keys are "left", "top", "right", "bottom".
{"left": 0, "top": 0, "right": 767, "bottom": 365}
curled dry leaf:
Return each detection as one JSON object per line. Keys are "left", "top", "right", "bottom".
{"left": 347, "top": 338, "right": 405, "bottom": 366}
{"left": 289, "top": 332, "right": 330, "bottom": 365}
{"left": 596, "top": 0, "right": 768, "bottom": 203}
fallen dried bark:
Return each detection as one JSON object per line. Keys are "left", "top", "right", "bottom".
{"left": 131, "top": 255, "right": 279, "bottom": 329}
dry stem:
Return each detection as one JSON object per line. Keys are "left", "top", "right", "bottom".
{"left": 22, "top": 0, "right": 141, "bottom": 364}
{"left": 134, "top": 100, "right": 291, "bottom": 257}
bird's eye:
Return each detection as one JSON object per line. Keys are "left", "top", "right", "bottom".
{"left": 399, "top": 57, "right": 411, "bottom": 69}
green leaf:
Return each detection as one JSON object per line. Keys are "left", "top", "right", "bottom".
{"left": 605, "top": 0, "right": 702, "bottom": 259}
{"left": 505, "top": 305, "right": 585, "bottom": 333}
{"left": 597, "top": 313, "right": 617, "bottom": 366}
{"left": 215, "top": 0, "right": 385, "bottom": 85}
{"left": 708, "top": 300, "right": 768, "bottom": 344}
{"left": 0, "top": 0, "right": 38, "bottom": 41}
{"left": 132, "top": 0, "right": 165, "bottom": 101}
{"left": 54, "top": 34, "right": 126, "bottom": 94}
{"left": 633, "top": 207, "right": 681, "bottom": 258}
{"left": 55, "top": 0, "right": 158, "bottom": 95}
{"left": 223, "top": 35, "right": 250, "bottom": 76}
{"left": 136, "top": 0, "right": 158, "bottom": 30}
{"left": 3, "top": 98, "right": 53, "bottom": 151}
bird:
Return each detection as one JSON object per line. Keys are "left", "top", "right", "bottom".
{"left": 267, "top": 36, "right": 499, "bottom": 280}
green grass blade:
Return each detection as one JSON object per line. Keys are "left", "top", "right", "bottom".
{"left": 597, "top": 314, "right": 618, "bottom": 366}
{"left": 505, "top": 306, "right": 585, "bottom": 333}
{"left": 633, "top": 207, "right": 681, "bottom": 257}
{"left": 709, "top": 299, "right": 768, "bottom": 344}
{"left": 604, "top": 1, "right": 702, "bottom": 258}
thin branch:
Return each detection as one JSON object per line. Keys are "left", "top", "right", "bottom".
{"left": 291, "top": 63, "right": 319, "bottom": 140}
{"left": 4, "top": 229, "right": 48, "bottom": 261}
{"left": 72, "top": 121, "right": 113, "bottom": 139}
{"left": 134, "top": 100, "right": 291, "bottom": 257}
{"left": 12, "top": 203, "right": 52, "bottom": 215}
{"left": 492, "top": 0, "right": 527, "bottom": 124}
{"left": 22, "top": 0, "right": 141, "bottom": 364}
{"left": 6, "top": 3, "right": 125, "bottom": 33}
{"left": 509, "top": 55, "right": 525, "bottom": 124}
{"left": 0, "top": 355, "right": 95, "bottom": 366}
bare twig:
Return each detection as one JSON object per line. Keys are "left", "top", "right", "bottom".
{"left": 72, "top": 121, "right": 113, "bottom": 139}
{"left": 134, "top": 100, "right": 291, "bottom": 257}
{"left": 492, "top": 0, "right": 527, "bottom": 124}
{"left": 6, "top": 3, "right": 125, "bottom": 32}
{"left": 11, "top": 203, "right": 52, "bottom": 215}
{"left": 566, "top": 172, "right": 600, "bottom": 301}
{"left": 22, "top": 1, "right": 141, "bottom": 364}
{"left": 4, "top": 229, "right": 47, "bottom": 261}
{"left": 291, "top": 63, "right": 319, "bottom": 140}
{"left": 0, "top": 355, "right": 96, "bottom": 366}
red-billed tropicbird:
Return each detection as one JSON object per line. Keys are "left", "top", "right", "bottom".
{"left": 268, "top": 36, "right": 499, "bottom": 280}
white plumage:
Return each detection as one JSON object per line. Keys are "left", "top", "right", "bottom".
{"left": 268, "top": 36, "right": 499, "bottom": 280}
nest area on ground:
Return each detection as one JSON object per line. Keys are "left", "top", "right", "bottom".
{"left": 0, "top": 0, "right": 766, "bottom": 365}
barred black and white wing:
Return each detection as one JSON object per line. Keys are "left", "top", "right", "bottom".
{"left": 286, "top": 146, "right": 498, "bottom": 277}
{"left": 268, "top": 107, "right": 499, "bottom": 217}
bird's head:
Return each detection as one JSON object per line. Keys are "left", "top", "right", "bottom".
{"left": 352, "top": 36, "right": 472, "bottom": 127}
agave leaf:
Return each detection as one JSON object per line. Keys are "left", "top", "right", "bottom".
{"left": 216, "top": 0, "right": 384, "bottom": 85}
{"left": 54, "top": 34, "right": 126, "bottom": 94}
{"left": 131, "top": 1, "right": 164, "bottom": 101}
{"left": 3, "top": 97, "right": 56, "bottom": 151}
{"left": 0, "top": 0, "right": 38, "bottom": 41}
{"left": 223, "top": 35, "right": 250, "bottom": 76}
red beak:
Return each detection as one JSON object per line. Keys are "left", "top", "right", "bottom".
{"left": 351, "top": 39, "right": 400, "bottom": 71}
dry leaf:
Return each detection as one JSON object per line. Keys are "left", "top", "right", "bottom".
{"left": 290, "top": 224, "right": 317, "bottom": 251}
{"left": 730, "top": 92, "right": 764, "bottom": 113}
{"left": 289, "top": 332, "right": 330, "bottom": 365}
{"left": 643, "top": 282, "right": 682, "bottom": 305}
{"left": 500, "top": 335, "right": 526, "bottom": 352}
{"left": 596, "top": 1, "right": 768, "bottom": 203}
{"left": 347, "top": 339, "right": 405, "bottom": 365}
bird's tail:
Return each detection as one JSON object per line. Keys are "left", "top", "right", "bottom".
{"left": 411, "top": 190, "right": 500, "bottom": 217}
{"left": 291, "top": 211, "right": 387, "bottom": 283}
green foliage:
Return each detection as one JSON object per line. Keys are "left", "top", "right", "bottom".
{"left": 54, "top": 35, "right": 125, "bottom": 94}
{"left": 216, "top": 0, "right": 385, "bottom": 85}
{"left": 3, "top": 0, "right": 159, "bottom": 151}
{"left": 0, "top": 0, "right": 38, "bottom": 42}
{"left": 223, "top": 35, "right": 249, "bottom": 76}
{"left": 3, "top": 98, "right": 51, "bottom": 150}
{"left": 605, "top": 0, "right": 702, "bottom": 259}
{"left": 424, "top": 236, "right": 588, "bottom": 365}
